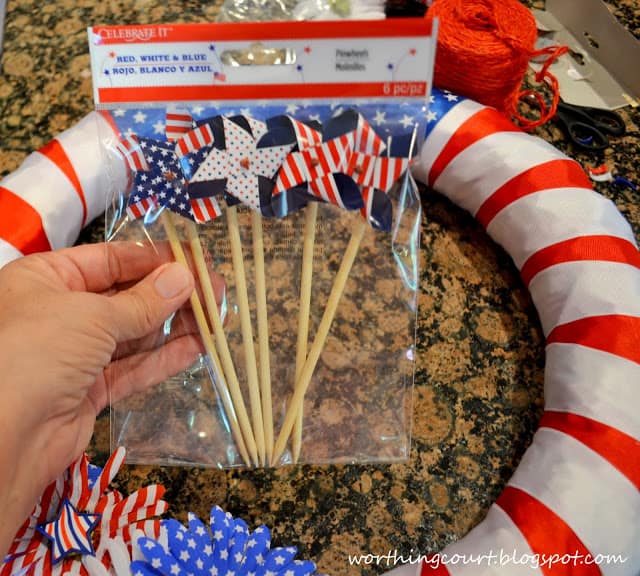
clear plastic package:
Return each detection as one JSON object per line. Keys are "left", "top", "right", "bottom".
{"left": 217, "top": 0, "right": 299, "bottom": 22}
{"left": 216, "top": 0, "right": 385, "bottom": 22}
{"left": 88, "top": 18, "right": 437, "bottom": 468}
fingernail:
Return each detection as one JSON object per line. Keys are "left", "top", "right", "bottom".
{"left": 154, "top": 263, "right": 192, "bottom": 299}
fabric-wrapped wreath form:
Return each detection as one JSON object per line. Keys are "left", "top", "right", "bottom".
{"left": 0, "top": 87, "right": 638, "bottom": 575}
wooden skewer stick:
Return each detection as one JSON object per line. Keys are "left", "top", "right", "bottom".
{"left": 273, "top": 217, "right": 367, "bottom": 463}
{"left": 291, "top": 201, "right": 319, "bottom": 463}
{"left": 226, "top": 205, "right": 266, "bottom": 465}
{"left": 160, "top": 210, "right": 252, "bottom": 467}
{"left": 251, "top": 211, "right": 274, "bottom": 465}
{"left": 184, "top": 219, "right": 260, "bottom": 467}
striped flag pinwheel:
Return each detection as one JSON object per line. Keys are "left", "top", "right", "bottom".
{"left": 325, "top": 110, "right": 412, "bottom": 232}
{"left": 274, "top": 120, "right": 363, "bottom": 212}
{"left": 265, "top": 115, "right": 332, "bottom": 462}
{"left": 264, "top": 115, "right": 323, "bottom": 217}
{"left": 272, "top": 110, "right": 415, "bottom": 463}
{"left": 1, "top": 447, "right": 166, "bottom": 576}
{"left": 130, "top": 505, "right": 318, "bottom": 576}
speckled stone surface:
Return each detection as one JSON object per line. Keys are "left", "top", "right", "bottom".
{"left": 1, "top": 1, "right": 639, "bottom": 574}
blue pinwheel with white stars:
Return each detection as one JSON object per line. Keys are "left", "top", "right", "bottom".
{"left": 131, "top": 505, "right": 318, "bottom": 576}
{"left": 127, "top": 137, "right": 212, "bottom": 222}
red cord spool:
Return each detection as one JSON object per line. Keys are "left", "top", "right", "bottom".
{"left": 426, "top": 0, "right": 555, "bottom": 128}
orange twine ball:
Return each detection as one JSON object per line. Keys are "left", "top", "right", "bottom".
{"left": 426, "top": 0, "right": 563, "bottom": 130}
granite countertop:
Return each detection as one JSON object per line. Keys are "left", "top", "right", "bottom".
{"left": 0, "top": 1, "right": 638, "bottom": 574}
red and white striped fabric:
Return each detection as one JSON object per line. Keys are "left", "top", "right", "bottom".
{"left": 0, "top": 111, "right": 127, "bottom": 268}
{"left": 389, "top": 88, "right": 640, "bottom": 576}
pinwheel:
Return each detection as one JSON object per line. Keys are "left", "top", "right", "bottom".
{"left": 169, "top": 117, "right": 263, "bottom": 469}
{"left": 117, "top": 130, "right": 220, "bottom": 225}
{"left": 343, "top": 110, "right": 411, "bottom": 232}
{"left": 188, "top": 115, "right": 294, "bottom": 465}
{"left": 275, "top": 117, "right": 324, "bottom": 464}
{"left": 164, "top": 119, "right": 267, "bottom": 469}
{"left": 272, "top": 111, "right": 415, "bottom": 463}
{"left": 115, "top": 124, "right": 254, "bottom": 468}
{"left": 269, "top": 115, "right": 364, "bottom": 462}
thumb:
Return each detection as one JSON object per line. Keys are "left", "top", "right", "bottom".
{"left": 105, "top": 262, "right": 194, "bottom": 342}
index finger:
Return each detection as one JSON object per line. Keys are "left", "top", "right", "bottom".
{"left": 54, "top": 241, "right": 177, "bottom": 292}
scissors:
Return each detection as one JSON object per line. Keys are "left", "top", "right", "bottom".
{"left": 553, "top": 100, "right": 626, "bottom": 151}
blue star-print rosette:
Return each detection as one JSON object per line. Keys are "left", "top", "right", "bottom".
{"left": 131, "top": 505, "right": 319, "bottom": 576}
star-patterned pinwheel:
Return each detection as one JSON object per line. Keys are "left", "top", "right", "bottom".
{"left": 132, "top": 137, "right": 213, "bottom": 222}
{"left": 188, "top": 116, "right": 293, "bottom": 217}
{"left": 1, "top": 448, "right": 167, "bottom": 576}
{"left": 114, "top": 115, "right": 217, "bottom": 224}
{"left": 130, "top": 506, "right": 319, "bottom": 576}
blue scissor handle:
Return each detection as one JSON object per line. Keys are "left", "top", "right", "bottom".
{"left": 564, "top": 119, "right": 609, "bottom": 151}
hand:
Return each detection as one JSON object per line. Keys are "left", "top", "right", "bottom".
{"left": 0, "top": 241, "right": 222, "bottom": 553}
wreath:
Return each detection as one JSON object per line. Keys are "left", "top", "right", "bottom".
{"left": 1, "top": 87, "right": 638, "bottom": 575}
